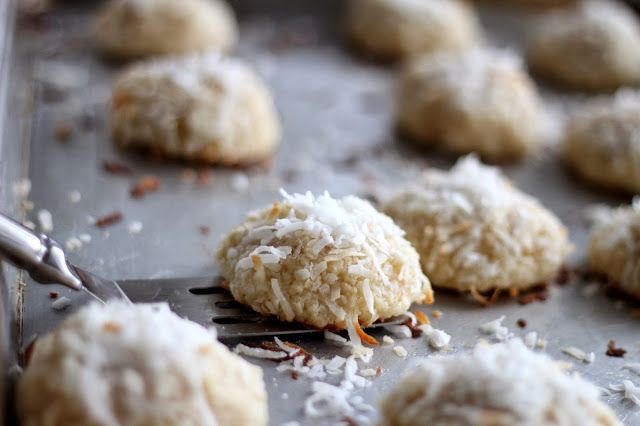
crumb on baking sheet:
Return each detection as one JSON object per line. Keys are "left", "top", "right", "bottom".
{"left": 130, "top": 175, "right": 160, "bottom": 198}
{"left": 199, "top": 226, "right": 210, "bottom": 235}
{"left": 68, "top": 190, "right": 81, "bottom": 203}
{"left": 517, "top": 318, "right": 527, "bottom": 328}
{"left": 12, "top": 178, "right": 32, "bottom": 199}
{"left": 431, "top": 310, "right": 442, "bottom": 318}
{"left": 562, "top": 346, "right": 595, "bottom": 363}
{"left": 95, "top": 212, "right": 123, "bottom": 227}
{"left": 606, "top": 340, "right": 626, "bottom": 358}
{"left": 401, "top": 318, "right": 423, "bottom": 338}
{"left": 128, "top": 221, "right": 143, "bottom": 234}
{"left": 102, "top": 160, "right": 133, "bottom": 175}
{"left": 197, "top": 169, "right": 213, "bottom": 186}
{"left": 518, "top": 289, "right": 548, "bottom": 305}
{"left": 37, "top": 209, "right": 53, "bottom": 233}
{"left": 555, "top": 264, "right": 571, "bottom": 284}
{"left": 49, "top": 291, "right": 58, "bottom": 299}
{"left": 51, "top": 296, "right": 71, "bottom": 310}
{"left": 54, "top": 123, "right": 72, "bottom": 141}
{"left": 393, "top": 346, "right": 408, "bottom": 357}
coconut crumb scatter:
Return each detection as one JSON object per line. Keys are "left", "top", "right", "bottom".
{"left": 68, "top": 191, "right": 81, "bottom": 204}
{"left": 562, "top": 346, "right": 595, "bottom": 363}
{"left": 128, "top": 221, "right": 143, "bottom": 234}
{"left": 393, "top": 346, "right": 408, "bottom": 357}
{"left": 524, "top": 331, "right": 538, "bottom": 348}
{"left": 64, "top": 237, "right": 82, "bottom": 252}
{"left": 382, "top": 336, "right": 394, "bottom": 345}
{"left": 37, "top": 209, "right": 53, "bottom": 233}
{"left": 51, "top": 297, "right": 71, "bottom": 310}
{"left": 479, "top": 315, "right": 511, "bottom": 341}
{"left": 419, "top": 324, "right": 451, "bottom": 349}
{"left": 12, "top": 179, "right": 32, "bottom": 199}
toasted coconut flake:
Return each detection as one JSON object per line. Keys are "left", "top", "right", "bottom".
{"left": 353, "top": 321, "right": 379, "bottom": 346}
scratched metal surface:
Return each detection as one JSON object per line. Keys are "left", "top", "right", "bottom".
{"left": 2, "top": 1, "right": 639, "bottom": 424}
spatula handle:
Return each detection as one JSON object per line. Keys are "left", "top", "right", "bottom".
{"left": 0, "top": 213, "right": 83, "bottom": 290}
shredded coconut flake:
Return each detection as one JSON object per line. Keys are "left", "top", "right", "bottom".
{"left": 393, "top": 346, "right": 408, "bottom": 357}
{"left": 128, "top": 221, "right": 143, "bottom": 234}
{"left": 51, "top": 296, "right": 71, "bottom": 310}
{"left": 562, "top": 346, "right": 595, "bottom": 363}
{"left": 609, "top": 380, "right": 640, "bottom": 406}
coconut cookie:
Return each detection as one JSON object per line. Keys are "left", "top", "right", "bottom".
{"left": 95, "top": 0, "right": 237, "bottom": 59}
{"left": 526, "top": 0, "right": 640, "bottom": 91}
{"left": 382, "top": 156, "right": 570, "bottom": 295}
{"left": 565, "top": 90, "right": 640, "bottom": 194}
{"left": 588, "top": 201, "right": 640, "bottom": 299}
{"left": 397, "top": 48, "right": 542, "bottom": 160}
{"left": 379, "top": 340, "right": 621, "bottom": 426}
{"left": 111, "top": 53, "right": 280, "bottom": 166}
{"left": 216, "top": 190, "right": 433, "bottom": 330}
{"left": 17, "top": 302, "right": 268, "bottom": 426}
{"left": 345, "top": 0, "right": 480, "bottom": 61}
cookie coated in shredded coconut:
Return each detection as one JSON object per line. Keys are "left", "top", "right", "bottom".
{"left": 17, "top": 302, "right": 267, "bottom": 426}
{"left": 565, "top": 89, "right": 640, "bottom": 193}
{"left": 588, "top": 199, "right": 640, "bottom": 299}
{"left": 378, "top": 340, "right": 621, "bottom": 426}
{"left": 382, "top": 156, "right": 570, "bottom": 293}
{"left": 526, "top": 0, "right": 640, "bottom": 91}
{"left": 396, "top": 48, "right": 542, "bottom": 160}
{"left": 216, "top": 190, "right": 433, "bottom": 330}
{"left": 345, "top": 0, "right": 480, "bottom": 60}
{"left": 95, "top": 0, "right": 237, "bottom": 58}
{"left": 111, "top": 52, "right": 280, "bottom": 166}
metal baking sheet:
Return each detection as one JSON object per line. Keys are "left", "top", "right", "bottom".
{"left": 2, "top": 1, "right": 639, "bottom": 424}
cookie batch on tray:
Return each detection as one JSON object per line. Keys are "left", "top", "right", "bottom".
{"left": 15, "top": 0, "right": 640, "bottom": 424}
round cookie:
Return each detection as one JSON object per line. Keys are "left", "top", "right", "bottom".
{"left": 345, "top": 0, "right": 480, "bottom": 61}
{"left": 396, "top": 48, "right": 542, "bottom": 160}
{"left": 215, "top": 190, "right": 433, "bottom": 330}
{"left": 379, "top": 339, "right": 621, "bottom": 426}
{"left": 111, "top": 53, "right": 281, "bottom": 166}
{"left": 526, "top": 0, "right": 640, "bottom": 91}
{"left": 382, "top": 156, "right": 571, "bottom": 294}
{"left": 17, "top": 302, "right": 267, "bottom": 426}
{"left": 588, "top": 201, "right": 640, "bottom": 299}
{"left": 565, "top": 89, "right": 640, "bottom": 194}
{"left": 95, "top": 0, "right": 237, "bottom": 59}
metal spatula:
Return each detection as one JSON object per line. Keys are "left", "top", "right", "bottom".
{"left": 0, "top": 213, "right": 404, "bottom": 338}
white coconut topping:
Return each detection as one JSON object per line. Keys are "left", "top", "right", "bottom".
{"left": 382, "top": 335, "right": 394, "bottom": 345}
{"left": 562, "top": 347, "right": 595, "bottom": 364}
{"left": 479, "top": 315, "right": 511, "bottom": 341}
{"left": 37, "top": 209, "right": 53, "bottom": 233}
{"left": 51, "top": 296, "right": 71, "bottom": 310}
{"left": 609, "top": 380, "right": 640, "bottom": 406}
{"left": 234, "top": 344, "right": 287, "bottom": 360}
